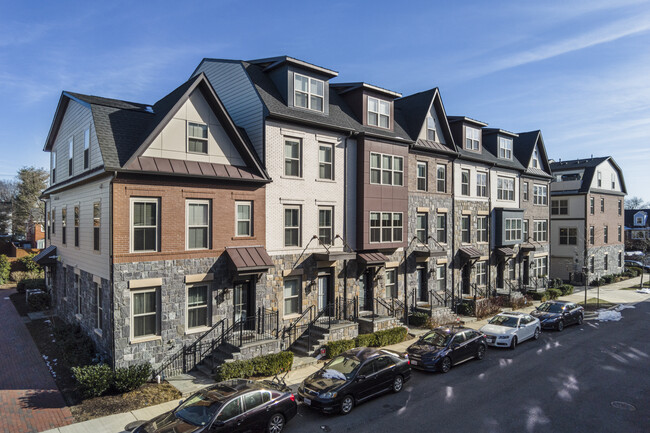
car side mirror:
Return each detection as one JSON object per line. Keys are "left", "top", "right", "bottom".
{"left": 212, "top": 420, "right": 225, "bottom": 429}
{"left": 357, "top": 375, "right": 366, "bottom": 381}
{"left": 178, "top": 399, "right": 184, "bottom": 405}
{"left": 451, "top": 343, "right": 460, "bottom": 350}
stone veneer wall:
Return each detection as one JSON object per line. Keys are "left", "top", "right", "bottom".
{"left": 453, "top": 200, "right": 491, "bottom": 298}
{"left": 586, "top": 244, "right": 625, "bottom": 280}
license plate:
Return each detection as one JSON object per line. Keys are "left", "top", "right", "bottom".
{"left": 303, "top": 398, "right": 311, "bottom": 406}
{"left": 411, "top": 360, "right": 418, "bottom": 365}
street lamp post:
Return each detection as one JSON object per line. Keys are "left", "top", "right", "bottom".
{"left": 582, "top": 266, "right": 588, "bottom": 306}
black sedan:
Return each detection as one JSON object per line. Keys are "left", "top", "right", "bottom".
{"left": 133, "top": 378, "right": 297, "bottom": 433}
{"left": 530, "top": 300, "right": 584, "bottom": 331}
{"left": 298, "top": 347, "right": 411, "bottom": 415}
{"left": 406, "top": 326, "right": 487, "bottom": 373}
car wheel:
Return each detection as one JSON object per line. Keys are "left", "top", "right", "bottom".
{"left": 577, "top": 314, "right": 584, "bottom": 325}
{"left": 340, "top": 395, "right": 354, "bottom": 415}
{"left": 510, "top": 336, "right": 517, "bottom": 350}
{"left": 440, "top": 356, "right": 452, "bottom": 373}
{"left": 475, "top": 344, "right": 486, "bottom": 360}
{"left": 392, "top": 375, "right": 404, "bottom": 393}
{"left": 533, "top": 328, "right": 541, "bottom": 340}
{"left": 267, "top": 413, "right": 285, "bottom": 433}
{"left": 557, "top": 320, "right": 564, "bottom": 332}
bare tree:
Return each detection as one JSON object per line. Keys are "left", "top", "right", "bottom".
{"left": 625, "top": 196, "right": 648, "bottom": 209}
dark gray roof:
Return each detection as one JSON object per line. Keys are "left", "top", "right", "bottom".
{"left": 550, "top": 156, "right": 626, "bottom": 194}
{"left": 514, "top": 131, "right": 553, "bottom": 179}
{"left": 624, "top": 209, "right": 650, "bottom": 229}
{"left": 247, "top": 55, "right": 338, "bottom": 78}
{"left": 447, "top": 116, "right": 488, "bottom": 126}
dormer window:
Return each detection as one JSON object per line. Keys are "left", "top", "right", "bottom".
{"left": 597, "top": 171, "right": 602, "bottom": 187}
{"left": 465, "top": 126, "right": 479, "bottom": 150}
{"left": 426, "top": 116, "right": 436, "bottom": 141}
{"left": 532, "top": 147, "right": 539, "bottom": 168}
{"left": 294, "top": 73, "right": 324, "bottom": 112}
{"left": 611, "top": 173, "right": 615, "bottom": 189}
{"left": 188, "top": 122, "right": 208, "bottom": 154}
{"left": 68, "top": 138, "right": 73, "bottom": 176}
{"left": 499, "top": 137, "right": 513, "bottom": 159}
{"left": 367, "top": 97, "right": 390, "bottom": 128}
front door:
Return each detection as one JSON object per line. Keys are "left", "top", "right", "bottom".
{"left": 234, "top": 280, "right": 254, "bottom": 326}
{"left": 359, "top": 270, "right": 374, "bottom": 311}
{"left": 416, "top": 267, "right": 428, "bottom": 303}
{"left": 462, "top": 264, "right": 471, "bottom": 295}
{"left": 496, "top": 262, "right": 504, "bottom": 289}
{"left": 522, "top": 258, "right": 530, "bottom": 285}
{"left": 318, "top": 273, "right": 331, "bottom": 312}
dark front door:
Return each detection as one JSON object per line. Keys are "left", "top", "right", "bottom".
{"left": 522, "top": 258, "right": 530, "bottom": 285}
{"left": 234, "top": 280, "right": 255, "bottom": 328}
{"left": 462, "top": 264, "right": 471, "bottom": 295}
{"left": 496, "top": 262, "right": 504, "bottom": 289}
{"left": 417, "top": 267, "right": 428, "bottom": 303}
{"left": 359, "top": 269, "right": 374, "bottom": 311}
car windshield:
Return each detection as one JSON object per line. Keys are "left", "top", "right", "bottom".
{"left": 537, "top": 302, "right": 564, "bottom": 313}
{"left": 488, "top": 315, "right": 519, "bottom": 327}
{"left": 174, "top": 391, "right": 223, "bottom": 426}
{"left": 322, "top": 355, "right": 360, "bottom": 380}
{"left": 420, "top": 331, "right": 452, "bottom": 347}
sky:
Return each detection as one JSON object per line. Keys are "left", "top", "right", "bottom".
{"left": 1, "top": 0, "right": 649, "bottom": 199}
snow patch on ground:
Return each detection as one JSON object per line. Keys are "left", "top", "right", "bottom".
{"left": 616, "top": 304, "right": 635, "bottom": 311}
{"left": 636, "top": 288, "right": 650, "bottom": 294}
{"left": 597, "top": 310, "right": 622, "bottom": 322}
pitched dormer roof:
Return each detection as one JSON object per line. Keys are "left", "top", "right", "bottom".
{"left": 247, "top": 55, "right": 338, "bottom": 78}
{"left": 331, "top": 82, "right": 402, "bottom": 98}
{"left": 550, "top": 156, "right": 627, "bottom": 194}
{"left": 514, "top": 130, "right": 553, "bottom": 179}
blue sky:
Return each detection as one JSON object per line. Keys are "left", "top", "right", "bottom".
{"left": 1, "top": 0, "right": 649, "bottom": 199}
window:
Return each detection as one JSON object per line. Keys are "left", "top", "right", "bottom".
{"left": 426, "top": 116, "right": 436, "bottom": 141}
{"left": 318, "top": 144, "right": 333, "bottom": 180}
{"left": 532, "top": 147, "right": 540, "bottom": 168}
{"left": 294, "top": 73, "right": 324, "bottom": 112}
{"left": 618, "top": 252, "right": 623, "bottom": 267}
{"left": 83, "top": 128, "right": 90, "bottom": 169}
{"left": 417, "top": 162, "right": 427, "bottom": 191}
{"left": 370, "top": 212, "right": 402, "bottom": 243}
{"left": 93, "top": 202, "right": 100, "bottom": 251}
{"left": 559, "top": 228, "right": 577, "bottom": 245}
{"left": 477, "top": 216, "right": 488, "bottom": 243}
{"left": 465, "top": 126, "right": 479, "bottom": 150}
{"left": 416, "top": 212, "right": 427, "bottom": 244}
{"left": 497, "top": 177, "right": 515, "bottom": 201}
{"left": 95, "top": 282, "right": 103, "bottom": 330}
{"left": 461, "top": 215, "right": 470, "bottom": 243}
{"left": 551, "top": 199, "right": 568, "bottom": 215}
{"left": 508, "top": 260, "right": 516, "bottom": 280}
{"left": 236, "top": 201, "right": 252, "bottom": 237}
{"left": 589, "top": 226, "right": 595, "bottom": 244}
{"left": 284, "top": 139, "right": 301, "bottom": 177}
{"left": 52, "top": 207, "right": 55, "bottom": 235}
{"left": 187, "top": 200, "right": 210, "bottom": 250}
{"left": 523, "top": 220, "right": 529, "bottom": 242}
{"left": 63, "top": 267, "right": 67, "bottom": 298}
{"left": 51, "top": 151, "right": 56, "bottom": 183}
{"left": 132, "top": 288, "right": 159, "bottom": 339}
{"left": 611, "top": 173, "right": 616, "bottom": 189}
{"left": 436, "top": 265, "right": 446, "bottom": 292}
{"left": 618, "top": 200, "right": 622, "bottom": 216}
{"left": 436, "top": 165, "right": 446, "bottom": 193}
{"left": 533, "top": 185, "right": 547, "bottom": 205}
{"left": 284, "top": 206, "right": 301, "bottom": 247}
{"left": 523, "top": 182, "right": 529, "bottom": 201}
{"left": 188, "top": 122, "right": 208, "bottom": 154}
{"left": 498, "top": 137, "right": 513, "bottom": 159}
{"left": 75, "top": 274, "right": 81, "bottom": 314}
{"left": 476, "top": 172, "right": 487, "bottom": 197}
{"left": 370, "top": 153, "right": 403, "bottom": 186}
{"left": 283, "top": 277, "right": 301, "bottom": 315}
{"left": 505, "top": 218, "right": 522, "bottom": 242}
{"left": 217, "top": 398, "right": 243, "bottom": 422}
{"left": 187, "top": 285, "right": 209, "bottom": 329}
{"left": 318, "top": 207, "right": 333, "bottom": 245}
{"left": 600, "top": 198, "right": 605, "bottom": 212}
{"left": 367, "top": 97, "right": 390, "bottom": 128}
{"left": 632, "top": 231, "right": 645, "bottom": 239}
{"left": 461, "top": 170, "right": 470, "bottom": 196}
{"left": 604, "top": 253, "right": 608, "bottom": 271}
{"left": 475, "top": 261, "right": 487, "bottom": 286}
{"left": 386, "top": 269, "right": 397, "bottom": 298}
{"left": 73, "top": 205, "right": 80, "bottom": 247}
{"left": 590, "top": 197, "right": 595, "bottom": 214}
{"left": 68, "top": 138, "right": 73, "bottom": 176}
{"left": 597, "top": 171, "right": 602, "bottom": 187}
{"left": 61, "top": 207, "right": 67, "bottom": 245}
{"left": 604, "top": 226, "right": 608, "bottom": 243}
{"left": 436, "top": 213, "right": 447, "bottom": 244}
{"left": 590, "top": 256, "right": 595, "bottom": 273}
{"left": 47, "top": 210, "right": 51, "bottom": 240}
{"left": 618, "top": 225, "right": 622, "bottom": 242}
{"left": 532, "top": 256, "right": 548, "bottom": 277}
{"left": 132, "top": 198, "right": 158, "bottom": 252}
{"left": 533, "top": 220, "right": 547, "bottom": 242}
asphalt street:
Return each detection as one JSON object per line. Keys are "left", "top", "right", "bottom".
{"left": 285, "top": 301, "right": 650, "bottom": 433}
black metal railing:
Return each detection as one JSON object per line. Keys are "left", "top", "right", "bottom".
{"left": 336, "top": 296, "right": 358, "bottom": 322}
{"left": 226, "top": 308, "right": 279, "bottom": 347}
{"left": 312, "top": 302, "right": 336, "bottom": 329}
{"left": 282, "top": 305, "right": 315, "bottom": 349}
{"left": 428, "top": 289, "right": 446, "bottom": 309}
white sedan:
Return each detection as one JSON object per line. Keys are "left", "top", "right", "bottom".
{"left": 479, "top": 312, "right": 541, "bottom": 349}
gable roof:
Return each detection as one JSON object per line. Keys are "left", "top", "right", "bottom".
{"left": 514, "top": 130, "right": 553, "bottom": 179}
{"left": 550, "top": 156, "right": 626, "bottom": 194}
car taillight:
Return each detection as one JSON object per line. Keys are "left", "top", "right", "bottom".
{"left": 408, "top": 359, "right": 411, "bottom": 365}
{"left": 290, "top": 393, "right": 295, "bottom": 402}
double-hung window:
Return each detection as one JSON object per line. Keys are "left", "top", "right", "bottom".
{"left": 590, "top": 256, "right": 595, "bottom": 273}
{"left": 74, "top": 205, "right": 80, "bottom": 247}
{"left": 618, "top": 225, "right": 622, "bottom": 242}
{"left": 497, "top": 177, "right": 515, "bottom": 201}
{"left": 551, "top": 199, "right": 568, "bottom": 215}
{"left": 465, "top": 126, "right": 479, "bottom": 150}
{"left": 498, "top": 137, "right": 513, "bottom": 159}
{"left": 318, "top": 207, "right": 333, "bottom": 245}
{"left": 604, "top": 254, "right": 608, "bottom": 271}
{"left": 426, "top": 116, "right": 436, "bottom": 141}
{"left": 95, "top": 282, "right": 103, "bottom": 331}
{"left": 416, "top": 212, "right": 427, "bottom": 244}
{"left": 437, "top": 165, "right": 446, "bottom": 193}
{"left": 417, "top": 162, "right": 427, "bottom": 191}
{"left": 83, "top": 128, "right": 90, "bottom": 169}
{"left": 318, "top": 144, "right": 333, "bottom": 180}
{"left": 505, "top": 218, "right": 522, "bottom": 241}
{"left": 187, "top": 284, "right": 209, "bottom": 330}
{"left": 589, "top": 226, "right": 595, "bottom": 244}
{"left": 611, "top": 173, "right": 616, "bottom": 189}
{"left": 476, "top": 172, "right": 487, "bottom": 197}
{"left": 436, "top": 213, "right": 447, "bottom": 244}
{"left": 370, "top": 152, "right": 403, "bottom": 186}
{"left": 187, "top": 200, "right": 210, "bottom": 250}
{"left": 68, "top": 138, "right": 73, "bottom": 176}
{"left": 477, "top": 216, "right": 488, "bottom": 243}
{"left": 370, "top": 212, "right": 402, "bottom": 243}
{"left": 533, "top": 185, "right": 547, "bottom": 205}
{"left": 284, "top": 206, "right": 301, "bottom": 247}
{"left": 283, "top": 277, "right": 301, "bottom": 316}
{"left": 436, "top": 265, "right": 446, "bottom": 292}
{"left": 294, "top": 73, "right": 324, "bottom": 112}
{"left": 523, "top": 220, "right": 529, "bottom": 242}
{"left": 132, "top": 288, "right": 159, "bottom": 340}
{"left": 284, "top": 139, "right": 301, "bottom": 177}
{"left": 61, "top": 207, "right": 67, "bottom": 245}
{"left": 461, "top": 215, "right": 471, "bottom": 243}
{"left": 235, "top": 201, "right": 252, "bottom": 237}
{"left": 188, "top": 122, "right": 208, "bottom": 154}
{"left": 367, "top": 97, "right": 390, "bottom": 128}
{"left": 590, "top": 197, "right": 595, "bottom": 214}
{"left": 132, "top": 198, "right": 158, "bottom": 252}
{"left": 559, "top": 228, "right": 577, "bottom": 245}
{"left": 601, "top": 198, "right": 605, "bottom": 212}
{"left": 475, "top": 261, "right": 487, "bottom": 286}
{"left": 47, "top": 210, "right": 51, "bottom": 240}
{"left": 597, "top": 171, "right": 602, "bottom": 187}
{"left": 508, "top": 260, "right": 516, "bottom": 280}
{"left": 51, "top": 151, "right": 56, "bottom": 183}
{"left": 385, "top": 269, "right": 397, "bottom": 298}
{"left": 522, "top": 182, "right": 529, "bottom": 201}
{"left": 618, "top": 200, "right": 622, "bottom": 216}
{"left": 93, "top": 202, "right": 100, "bottom": 251}
{"left": 533, "top": 220, "right": 547, "bottom": 242}
{"left": 604, "top": 226, "right": 608, "bottom": 243}
{"left": 52, "top": 207, "right": 56, "bottom": 235}
{"left": 461, "top": 170, "right": 470, "bottom": 196}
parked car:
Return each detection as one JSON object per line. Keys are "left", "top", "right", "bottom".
{"left": 530, "top": 301, "right": 584, "bottom": 331}
{"left": 132, "top": 378, "right": 297, "bottom": 433}
{"left": 406, "top": 326, "right": 487, "bottom": 373}
{"left": 479, "top": 312, "right": 541, "bottom": 349}
{"left": 298, "top": 347, "right": 411, "bottom": 415}
{"left": 624, "top": 260, "right": 650, "bottom": 272}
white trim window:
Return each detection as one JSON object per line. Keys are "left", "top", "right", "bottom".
{"left": 522, "top": 182, "right": 529, "bottom": 201}
{"left": 385, "top": 269, "right": 397, "bottom": 298}
{"left": 508, "top": 260, "right": 516, "bottom": 280}
{"left": 68, "top": 137, "right": 73, "bottom": 176}
{"left": 436, "top": 265, "right": 446, "bottom": 292}
{"left": 294, "top": 73, "right": 324, "bottom": 112}
{"left": 476, "top": 172, "right": 487, "bottom": 197}
{"left": 532, "top": 256, "right": 548, "bottom": 277}
{"left": 533, "top": 220, "right": 548, "bottom": 242}
{"left": 188, "top": 122, "right": 208, "bottom": 154}
{"left": 370, "top": 212, "right": 403, "bottom": 243}
{"left": 551, "top": 199, "right": 568, "bottom": 215}
{"left": 95, "top": 281, "right": 103, "bottom": 331}
{"left": 618, "top": 225, "right": 622, "bottom": 242}
{"left": 52, "top": 207, "right": 55, "bottom": 235}
{"left": 83, "top": 128, "right": 90, "bottom": 169}
{"left": 318, "top": 207, "right": 333, "bottom": 245}
{"left": 533, "top": 184, "right": 548, "bottom": 205}
{"left": 318, "top": 143, "right": 333, "bottom": 180}
{"left": 436, "top": 213, "right": 447, "bottom": 244}
{"left": 417, "top": 162, "right": 427, "bottom": 191}
{"left": 131, "top": 288, "right": 159, "bottom": 340}
{"left": 235, "top": 201, "right": 252, "bottom": 237}
{"left": 370, "top": 152, "right": 403, "bottom": 186}
{"left": 437, "top": 164, "right": 446, "bottom": 193}
{"left": 475, "top": 261, "right": 487, "bottom": 286}
{"left": 461, "top": 215, "right": 471, "bottom": 243}
{"left": 559, "top": 227, "right": 577, "bottom": 245}
{"left": 498, "top": 137, "right": 513, "bottom": 159}
{"left": 284, "top": 206, "right": 301, "bottom": 247}
{"left": 51, "top": 150, "right": 56, "bottom": 183}
{"left": 522, "top": 220, "right": 528, "bottom": 242}
{"left": 284, "top": 138, "right": 301, "bottom": 177}
{"left": 611, "top": 173, "right": 616, "bottom": 189}
{"left": 505, "top": 218, "right": 522, "bottom": 242}
{"left": 426, "top": 116, "right": 436, "bottom": 141}
{"left": 604, "top": 226, "right": 608, "bottom": 243}
{"left": 187, "top": 200, "right": 210, "bottom": 250}
{"left": 187, "top": 284, "right": 210, "bottom": 330}
{"left": 597, "top": 171, "right": 602, "bottom": 187}
{"left": 416, "top": 212, "right": 427, "bottom": 244}
{"left": 131, "top": 198, "right": 159, "bottom": 252}
{"left": 93, "top": 202, "right": 101, "bottom": 251}
{"left": 497, "top": 177, "right": 515, "bottom": 201}
{"left": 465, "top": 126, "right": 479, "bottom": 150}
{"left": 367, "top": 97, "right": 390, "bottom": 128}
{"left": 531, "top": 146, "right": 540, "bottom": 168}
{"left": 74, "top": 205, "right": 80, "bottom": 247}
{"left": 283, "top": 277, "right": 301, "bottom": 316}
{"left": 461, "top": 169, "right": 470, "bottom": 196}
{"left": 477, "top": 216, "right": 488, "bottom": 243}
{"left": 61, "top": 207, "right": 67, "bottom": 245}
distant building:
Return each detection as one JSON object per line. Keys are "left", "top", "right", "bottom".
{"left": 625, "top": 208, "right": 650, "bottom": 247}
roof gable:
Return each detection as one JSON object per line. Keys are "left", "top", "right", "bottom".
{"left": 514, "top": 130, "right": 552, "bottom": 178}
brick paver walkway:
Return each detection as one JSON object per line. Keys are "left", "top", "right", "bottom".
{"left": 0, "top": 289, "right": 74, "bottom": 433}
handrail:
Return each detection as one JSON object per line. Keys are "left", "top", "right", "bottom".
{"left": 282, "top": 305, "right": 315, "bottom": 349}
{"left": 428, "top": 289, "right": 445, "bottom": 308}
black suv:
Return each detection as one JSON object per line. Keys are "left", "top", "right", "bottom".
{"left": 406, "top": 327, "right": 487, "bottom": 373}
{"left": 531, "top": 301, "right": 584, "bottom": 331}
{"left": 298, "top": 347, "right": 411, "bottom": 415}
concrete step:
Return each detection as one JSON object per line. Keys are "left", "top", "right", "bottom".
{"left": 291, "top": 355, "right": 318, "bottom": 371}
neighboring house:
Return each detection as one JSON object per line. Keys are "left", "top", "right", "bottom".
{"left": 624, "top": 208, "right": 650, "bottom": 246}
{"left": 26, "top": 216, "right": 45, "bottom": 249}
{"left": 549, "top": 157, "right": 626, "bottom": 282}
{"left": 38, "top": 73, "right": 272, "bottom": 368}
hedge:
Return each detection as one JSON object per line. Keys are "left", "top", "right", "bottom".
{"left": 113, "top": 363, "right": 153, "bottom": 393}
{"left": 558, "top": 284, "right": 574, "bottom": 296}
{"left": 27, "top": 292, "right": 51, "bottom": 310}
{"left": 546, "top": 288, "right": 562, "bottom": 300}
{"left": 72, "top": 364, "right": 113, "bottom": 398}
{"left": 19, "top": 253, "right": 42, "bottom": 273}
{"left": 0, "top": 254, "right": 9, "bottom": 284}
{"left": 17, "top": 278, "right": 45, "bottom": 294}
{"left": 215, "top": 351, "right": 293, "bottom": 382}
{"left": 325, "top": 326, "right": 409, "bottom": 358}
{"left": 407, "top": 311, "right": 429, "bottom": 327}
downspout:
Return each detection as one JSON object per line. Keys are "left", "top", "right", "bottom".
{"left": 110, "top": 172, "right": 116, "bottom": 370}
{"left": 343, "top": 132, "right": 352, "bottom": 317}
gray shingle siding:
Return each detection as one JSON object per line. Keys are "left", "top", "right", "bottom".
{"left": 193, "top": 61, "right": 265, "bottom": 163}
